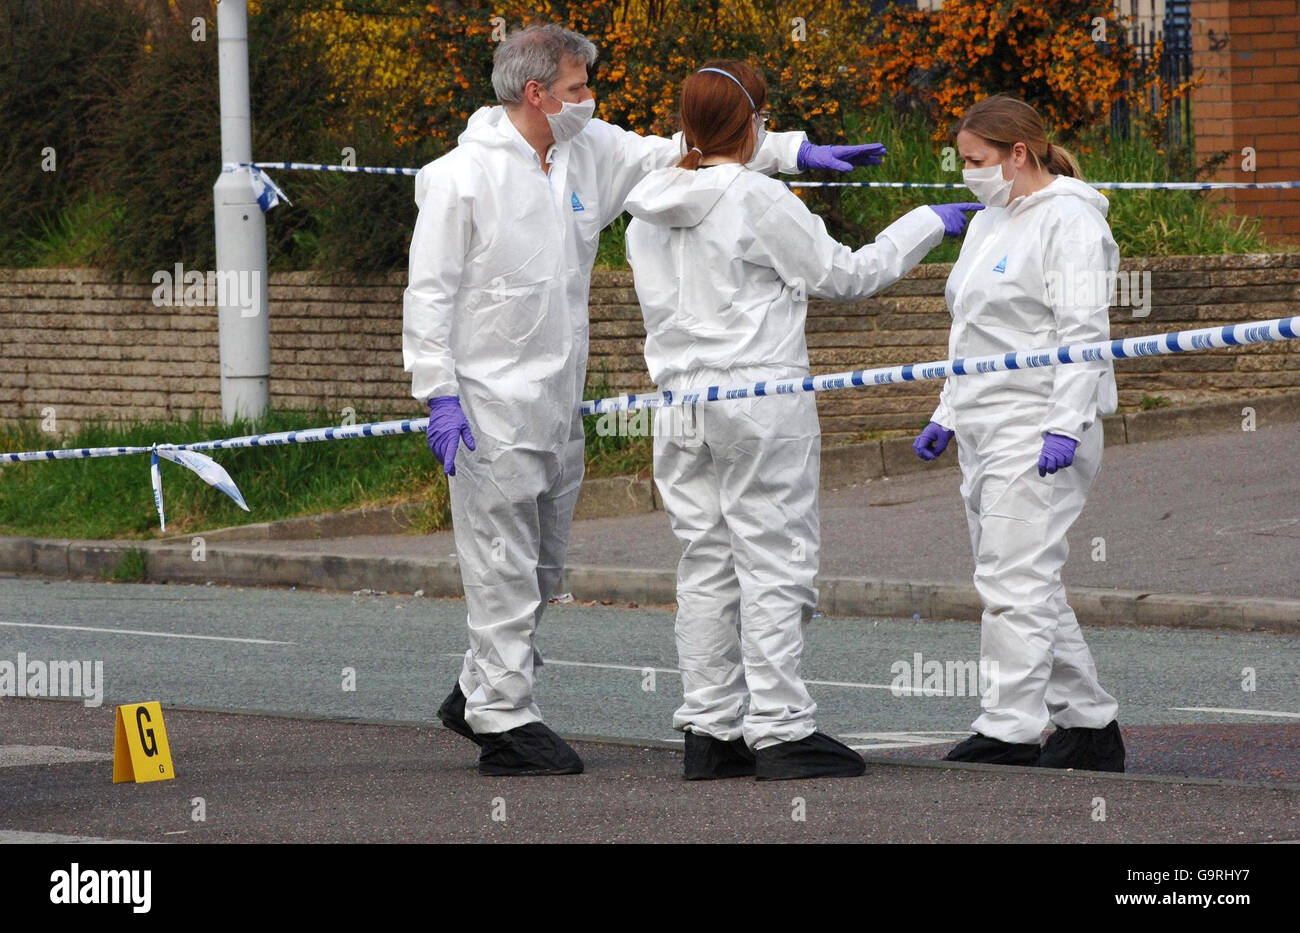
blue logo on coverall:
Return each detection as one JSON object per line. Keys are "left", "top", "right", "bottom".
{"left": 571, "top": 192, "right": 585, "bottom": 212}
{"left": 992, "top": 255, "right": 1008, "bottom": 274}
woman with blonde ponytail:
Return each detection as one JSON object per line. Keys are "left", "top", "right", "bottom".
{"left": 913, "top": 94, "right": 1125, "bottom": 772}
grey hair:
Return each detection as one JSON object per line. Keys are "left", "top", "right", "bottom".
{"left": 491, "top": 24, "right": 598, "bottom": 105}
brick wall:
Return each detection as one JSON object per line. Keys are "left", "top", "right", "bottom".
{"left": 1191, "top": 0, "right": 1300, "bottom": 244}
{"left": 2, "top": 255, "right": 1297, "bottom": 446}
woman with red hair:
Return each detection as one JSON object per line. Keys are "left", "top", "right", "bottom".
{"left": 624, "top": 61, "right": 980, "bottom": 781}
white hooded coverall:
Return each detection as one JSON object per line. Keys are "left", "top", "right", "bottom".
{"left": 403, "top": 107, "right": 806, "bottom": 734}
{"left": 625, "top": 163, "right": 945, "bottom": 748}
{"left": 933, "top": 174, "right": 1121, "bottom": 745}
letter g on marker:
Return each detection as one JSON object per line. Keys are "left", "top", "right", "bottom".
{"left": 136, "top": 706, "right": 158, "bottom": 757}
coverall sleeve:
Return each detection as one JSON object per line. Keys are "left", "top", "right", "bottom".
{"left": 403, "top": 164, "right": 470, "bottom": 403}
{"left": 746, "top": 195, "right": 945, "bottom": 302}
{"left": 590, "top": 121, "right": 807, "bottom": 228}
{"left": 1038, "top": 210, "right": 1120, "bottom": 439}
{"left": 931, "top": 380, "right": 956, "bottom": 431}
{"left": 743, "top": 129, "right": 807, "bottom": 177}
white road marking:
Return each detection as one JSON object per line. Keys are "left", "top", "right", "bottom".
{"left": 1214, "top": 517, "right": 1299, "bottom": 537}
{"left": 0, "top": 829, "right": 146, "bottom": 844}
{"left": 844, "top": 731, "right": 967, "bottom": 751}
{"left": 808, "top": 680, "right": 924, "bottom": 691}
{"left": 0, "top": 745, "right": 112, "bottom": 768}
{"left": 1170, "top": 706, "right": 1300, "bottom": 719}
{"left": 659, "top": 735, "right": 940, "bottom": 752}
{"left": 0, "top": 620, "right": 294, "bottom": 646}
{"left": 540, "top": 658, "right": 677, "bottom": 675}
{"left": 849, "top": 743, "right": 936, "bottom": 751}
{"left": 453, "top": 654, "right": 902, "bottom": 690}
{"left": 843, "top": 731, "right": 969, "bottom": 741}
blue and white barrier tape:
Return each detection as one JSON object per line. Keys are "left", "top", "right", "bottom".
{"left": 4, "top": 316, "right": 1297, "bottom": 527}
{"left": 0, "top": 420, "right": 422, "bottom": 464}
{"left": 172, "top": 417, "right": 423, "bottom": 454}
{"left": 250, "top": 161, "right": 1300, "bottom": 191}
{"left": 145, "top": 444, "right": 250, "bottom": 531}
{"left": 789, "top": 180, "right": 1300, "bottom": 190}
{"left": 579, "top": 315, "right": 1300, "bottom": 415}
{"left": 252, "top": 161, "right": 418, "bottom": 177}
{"left": 222, "top": 162, "right": 292, "bottom": 211}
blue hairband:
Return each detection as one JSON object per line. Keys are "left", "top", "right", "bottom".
{"left": 696, "top": 66, "right": 757, "bottom": 112}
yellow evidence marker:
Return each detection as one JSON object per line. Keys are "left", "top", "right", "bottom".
{"left": 113, "top": 702, "right": 175, "bottom": 783}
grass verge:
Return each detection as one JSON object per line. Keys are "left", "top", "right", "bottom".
{"left": 0, "top": 399, "right": 656, "bottom": 540}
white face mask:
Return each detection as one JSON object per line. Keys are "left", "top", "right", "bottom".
{"left": 963, "top": 162, "right": 1015, "bottom": 207}
{"left": 543, "top": 90, "right": 594, "bottom": 142}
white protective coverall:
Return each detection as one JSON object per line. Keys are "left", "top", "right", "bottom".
{"left": 932, "top": 173, "right": 1121, "bottom": 745}
{"left": 625, "top": 162, "right": 945, "bottom": 748}
{"left": 403, "top": 107, "right": 806, "bottom": 734}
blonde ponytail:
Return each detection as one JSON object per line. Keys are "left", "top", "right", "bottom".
{"left": 1044, "top": 142, "right": 1082, "bottom": 179}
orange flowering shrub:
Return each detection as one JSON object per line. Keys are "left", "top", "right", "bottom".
{"left": 291, "top": 3, "right": 426, "bottom": 139}
{"left": 305, "top": 1, "right": 1189, "bottom": 161}
{"left": 402, "top": 1, "right": 877, "bottom": 152}
{"left": 863, "top": 0, "right": 1166, "bottom": 140}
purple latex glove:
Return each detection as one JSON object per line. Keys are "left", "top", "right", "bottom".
{"left": 1037, "top": 432, "right": 1078, "bottom": 476}
{"left": 913, "top": 422, "right": 955, "bottom": 461}
{"left": 928, "top": 202, "right": 984, "bottom": 237}
{"left": 797, "top": 141, "right": 887, "bottom": 172}
{"left": 427, "top": 395, "right": 476, "bottom": 476}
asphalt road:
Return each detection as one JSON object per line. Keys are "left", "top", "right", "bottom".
{"left": 0, "top": 577, "right": 1296, "bottom": 743}
{"left": 2, "top": 698, "right": 1297, "bottom": 844}
{"left": 1, "top": 577, "right": 1296, "bottom": 843}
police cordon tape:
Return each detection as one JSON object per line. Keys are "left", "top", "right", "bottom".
{"left": 244, "top": 161, "right": 1300, "bottom": 194}
{"left": 789, "top": 180, "right": 1300, "bottom": 190}
{"left": 2, "top": 316, "right": 1298, "bottom": 529}
{"left": 579, "top": 315, "right": 1300, "bottom": 414}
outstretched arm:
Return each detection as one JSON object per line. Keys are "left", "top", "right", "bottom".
{"left": 745, "top": 189, "right": 945, "bottom": 302}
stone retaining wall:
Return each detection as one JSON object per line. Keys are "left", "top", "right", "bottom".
{"left": 1, "top": 253, "right": 1295, "bottom": 445}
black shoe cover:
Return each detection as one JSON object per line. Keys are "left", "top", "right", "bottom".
{"left": 478, "top": 722, "right": 584, "bottom": 776}
{"left": 683, "top": 730, "right": 756, "bottom": 780}
{"left": 754, "top": 732, "right": 866, "bottom": 781}
{"left": 436, "top": 683, "right": 482, "bottom": 747}
{"left": 1038, "top": 720, "right": 1126, "bottom": 772}
{"left": 943, "top": 733, "right": 1041, "bottom": 766}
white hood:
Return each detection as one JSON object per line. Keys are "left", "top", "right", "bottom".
{"left": 625, "top": 164, "right": 745, "bottom": 229}
{"left": 456, "top": 105, "right": 525, "bottom": 150}
{"left": 1011, "top": 173, "right": 1110, "bottom": 218}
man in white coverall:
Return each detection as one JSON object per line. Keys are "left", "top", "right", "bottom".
{"left": 404, "top": 24, "right": 884, "bottom": 775}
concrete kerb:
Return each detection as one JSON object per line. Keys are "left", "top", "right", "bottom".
{"left": 1, "top": 538, "right": 1295, "bottom": 635}
{"left": 184, "top": 502, "right": 427, "bottom": 543}
{"left": 1123, "top": 390, "right": 1299, "bottom": 444}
